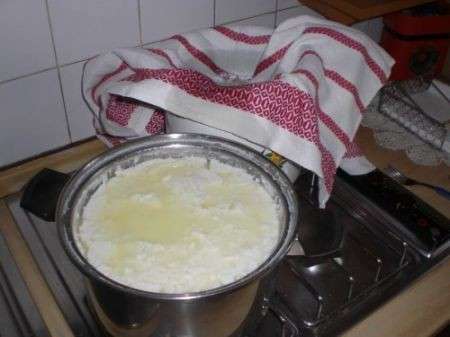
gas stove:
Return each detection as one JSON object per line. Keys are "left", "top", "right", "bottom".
{"left": 251, "top": 170, "right": 449, "bottom": 337}
{"left": 1, "top": 169, "right": 449, "bottom": 337}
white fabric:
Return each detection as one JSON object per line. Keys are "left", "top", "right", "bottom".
{"left": 83, "top": 15, "right": 394, "bottom": 206}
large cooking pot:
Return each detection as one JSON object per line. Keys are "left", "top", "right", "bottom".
{"left": 56, "top": 134, "right": 299, "bottom": 337}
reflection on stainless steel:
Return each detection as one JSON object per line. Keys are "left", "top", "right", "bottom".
{"left": 0, "top": 232, "right": 50, "bottom": 337}
{"left": 87, "top": 278, "right": 261, "bottom": 337}
{"left": 268, "top": 297, "right": 299, "bottom": 337}
{"left": 4, "top": 165, "right": 450, "bottom": 337}
{"left": 298, "top": 207, "right": 342, "bottom": 257}
{"left": 269, "top": 172, "right": 448, "bottom": 336}
{"left": 56, "top": 134, "right": 299, "bottom": 337}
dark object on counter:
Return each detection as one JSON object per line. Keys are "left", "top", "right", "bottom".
{"left": 337, "top": 168, "right": 450, "bottom": 255}
{"left": 381, "top": 2, "right": 450, "bottom": 81}
{"left": 410, "top": 2, "right": 448, "bottom": 16}
{"left": 385, "top": 165, "right": 450, "bottom": 201}
{"left": 20, "top": 168, "right": 70, "bottom": 222}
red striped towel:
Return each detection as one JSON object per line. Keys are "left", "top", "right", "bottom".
{"left": 83, "top": 15, "right": 394, "bottom": 206}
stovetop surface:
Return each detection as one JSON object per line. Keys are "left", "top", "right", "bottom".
{"left": 2, "top": 171, "right": 449, "bottom": 337}
{"left": 0, "top": 227, "right": 50, "bottom": 337}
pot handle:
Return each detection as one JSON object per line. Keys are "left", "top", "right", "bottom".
{"left": 264, "top": 297, "right": 299, "bottom": 337}
{"left": 20, "top": 168, "right": 71, "bottom": 222}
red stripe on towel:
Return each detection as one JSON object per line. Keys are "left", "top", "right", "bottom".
{"left": 303, "top": 27, "right": 387, "bottom": 83}
{"left": 324, "top": 69, "right": 365, "bottom": 112}
{"left": 105, "top": 95, "right": 137, "bottom": 127}
{"left": 296, "top": 50, "right": 365, "bottom": 112}
{"left": 91, "top": 62, "right": 128, "bottom": 106}
{"left": 128, "top": 68, "right": 336, "bottom": 190}
{"left": 214, "top": 26, "right": 270, "bottom": 45}
{"left": 293, "top": 68, "right": 354, "bottom": 150}
{"left": 145, "top": 111, "right": 166, "bottom": 135}
{"left": 254, "top": 43, "right": 292, "bottom": 76}
{"left": 171, "top": 35, "right": 225, "bottom": 75}
{"left": 343, "top": 142, "right": 363, "bottom": 158}
{"left": 147, "top": 48, "right": 178, "bottom": 68}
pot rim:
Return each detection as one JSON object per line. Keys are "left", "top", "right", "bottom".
{"left": 56, "top": 133, "right": 299, "bottom": 301}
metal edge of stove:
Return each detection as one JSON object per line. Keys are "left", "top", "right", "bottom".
{"left": 5, "top": 194, "right": 103, "bottom": 337}
{"left": 333, "top": 176, "right": 450, "bottom": 260}
{"left": 3, "top": 174, "right": 450, "bottom": 337}
{"left": 311, "top": 176, "right": 450, "bottom": 336}
{"left": 279, "top": 195, "right": 392, "bottom": 335}
{"left": 337, "top": 169, "right": 450, "bottom": 258}
{"left": 0, "top": 226, "right": 50, "bottom": 337}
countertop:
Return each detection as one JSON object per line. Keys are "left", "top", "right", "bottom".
{"left": 355, "top": 127, "right": 450, "bottom": 220}
{"left": 345, "top": 126, "right": 450, "bottom": 337}
{"left": 0, "top": 128, "right": 449, "bottom": 337}
{"left": 298, "top": 0, "right": 438, "bottom": 24}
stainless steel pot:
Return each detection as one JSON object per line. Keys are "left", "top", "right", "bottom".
{"left": 56, "top": 134, "right": 299, "bottom": 337}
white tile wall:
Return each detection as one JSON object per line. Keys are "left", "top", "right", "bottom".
{"left": 0, "top": 0, "right": 55, "bottom": 82}
{"left": 277, "top": 0, "right": 300, "bottom": 10}
{"left": 352, "top": 18, "right": 383, "bottom": 42}
{"left": 141, "top": 0, "right": 213, "bottom": 44}
{"left": 215, "top": 0, "right": 276, "bottom": 25}
{"left": 0, "top": 70, "right": 69, "bottom": 167}
{"left": 0, "top": 0, "right": 383, "bottom": 167}
{"left": 60, "top": 62, "right": 96, "bottom": 142}
{"left": 276, "top": 5, "right": 323, "bottom": 26}
{"left": 226, "top": 13, "right": 276, "bottom": 28}
{"left": 367, "top": 18, "right": 384, "bottom": 43}
{"left": 352, "top": 21, "right": 370, "bottom": 34}
{"left": 48, "top": 0, "right": 140, "bottom": 64}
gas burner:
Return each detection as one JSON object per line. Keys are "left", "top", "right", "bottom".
{"left": 2, "top": 169, "right": 449, "bottom": 337}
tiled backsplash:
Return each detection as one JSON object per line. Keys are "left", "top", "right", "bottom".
{"left": 0, "top": 0, "right": 383, "bottom": 168}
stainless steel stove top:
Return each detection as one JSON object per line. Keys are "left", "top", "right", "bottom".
{"left": 2, "top": 170, "right": 449, "bottom": 337}
{"left": 0, "top": 228, "right": 50, "bottom": 337}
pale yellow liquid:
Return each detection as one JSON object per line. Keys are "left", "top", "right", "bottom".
{"left": 78, "top": 158, "right": 280, "bottom": 293}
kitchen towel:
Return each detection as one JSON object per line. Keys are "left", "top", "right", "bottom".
{"left": 83, "top": 15, "right": 394, "bottom": 206}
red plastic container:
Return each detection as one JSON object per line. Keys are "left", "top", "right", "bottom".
{"left": 381, "top": 5, "right": 450, "bottom": 81}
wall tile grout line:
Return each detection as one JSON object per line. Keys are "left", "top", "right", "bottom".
{"left": 219, "top": 10, "right": 277, "bottom": 27}
{"left": 0, "top": 67, "right": 57, "bottom": 87}
{"left": 59, "top": 58, "right": 91, "bottom": 69}
{"left": 0, "top": 6, "right": 303, "bottom": 88}
{"left": 59, "top": 41, "right": 140, "bottom": 68}
{"left": 274, "top": 0, "right": 279, "bottom": 27}
{"left": 137, "top": 0, "right": 143, "bottom": 46}
{"left": 0, "top": 1, "right": 345, "bottom": 168}
{"left": 215, "top": 3, "right": 301, "bottom": 28}
{"left": 279, "top": 4, "right": 300, "bottom": 11}
{"left": 213, "top": 0, "right": 216, "bottom": 26}
{"left": 0, "top": 59, "right": 94, "bottom": 87}
{"left": 44, "top": 0, "right": 73, "bottom": 143}
{"left": 142, "top": 38, "right": 172, "bottom": 49}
